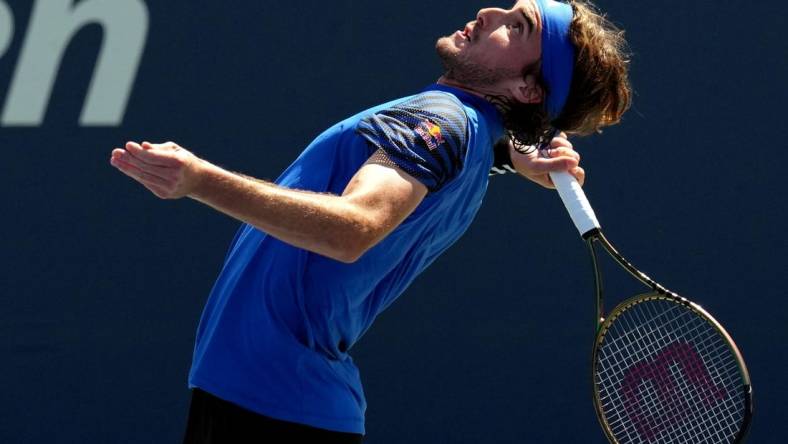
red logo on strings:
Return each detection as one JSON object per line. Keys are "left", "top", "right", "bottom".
{"left": 619, "top": 341, "right": 727, "bottom": 440}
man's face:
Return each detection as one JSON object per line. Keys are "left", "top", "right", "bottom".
{"left": 437, "top": 0, "right": 542, "bottom": 89}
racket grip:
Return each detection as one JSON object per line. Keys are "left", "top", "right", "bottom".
{"left": 549, "top": 170, "right": 601, "bottom": 238}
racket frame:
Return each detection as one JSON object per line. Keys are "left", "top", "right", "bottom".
{"left": 584, "top": 229, "right": 754, "bottom": 443}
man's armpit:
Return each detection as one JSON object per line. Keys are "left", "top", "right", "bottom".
{"left": 366, "top": 148, "right": 400, "bottom": 170}
{"left": 359, "top": 149, "right": 428, "bottom": 198}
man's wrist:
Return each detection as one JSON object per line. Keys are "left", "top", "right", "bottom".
{"left": 187, "top": 158, "right": 224, "bottom": 201}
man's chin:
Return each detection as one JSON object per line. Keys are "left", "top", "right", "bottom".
{"left": 435, "top": 36, "right": 460, "bottom": 74}
{"left": 435, "top": 36, "right": 459, "bottom": 55}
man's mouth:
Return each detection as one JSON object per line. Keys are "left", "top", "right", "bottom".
{"left": 462, "top": 24, "right": 473, "bottom": 42}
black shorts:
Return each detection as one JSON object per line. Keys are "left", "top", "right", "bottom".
{"left": 182, "top": 389, "right": 364, "bottom": 444}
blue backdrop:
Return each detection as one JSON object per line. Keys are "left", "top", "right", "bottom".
{"left": 2, "top": 0, "right": 786, "bottom": 442}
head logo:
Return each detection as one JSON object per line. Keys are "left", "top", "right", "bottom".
{"left": 0, "top": 0, "right": 149, "bottom": 127}
{"left": 414, "top": 120, "right": 445, "bottom": 151}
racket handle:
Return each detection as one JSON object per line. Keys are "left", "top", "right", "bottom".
{"left": 549, "top": 170, "right": 601, "bottom": 238}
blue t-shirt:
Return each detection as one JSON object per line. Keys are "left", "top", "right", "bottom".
{"left": 188, "top": 84, "right": 504, "bottom": 434}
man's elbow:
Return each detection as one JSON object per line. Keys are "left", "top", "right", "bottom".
{"left": 333, "top": 249, "right": 364, "bottom": 264}
{"left": 330, "top": 222, "right": 381, "bottom": 264}
{"left": 332, "top": 236, "right": 374, "bottom": 264}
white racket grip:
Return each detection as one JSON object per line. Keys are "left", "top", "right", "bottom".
{"left": 549, "top": 171, "right": 601, "bottom": 238}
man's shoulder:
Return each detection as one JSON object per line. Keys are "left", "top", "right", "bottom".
{"left": 392, "top": 90, "right": 468, "bottom": 118}
{"left": 378, "top": 90, "right": 470, "bottom": 141}
{"left": 354, "top": 90, "right": 473, "bottom": 194}
{"left": 361, "top": 91, "right": 469, "bottom": 145}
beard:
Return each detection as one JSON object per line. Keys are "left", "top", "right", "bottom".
{"left": 435, "top": 36, "right": 521, "bottom": 88}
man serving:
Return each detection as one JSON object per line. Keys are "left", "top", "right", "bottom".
{"left": 110, "top": 1, "right": 631, "bottom": 442}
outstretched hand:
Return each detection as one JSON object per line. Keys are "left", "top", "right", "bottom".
{"left": 509, "top": 133, "right": 585, "bottom": 189}
{"left": 110, "top": 141, "right": 206, "bottom": 199}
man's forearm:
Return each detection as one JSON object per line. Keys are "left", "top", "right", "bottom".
{"left": 189, "top": 162, "right": 372, "bottom": 262}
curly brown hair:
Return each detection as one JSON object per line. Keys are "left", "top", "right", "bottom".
{"left": 496, "top": 0, "right": 633, "bottom": 150}
{"left": 556, "top": 0, "right": 632, "bottom": 135}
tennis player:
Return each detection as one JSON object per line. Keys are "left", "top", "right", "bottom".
{"left": 110, "top": 0, "right": 631, "bottom": 442}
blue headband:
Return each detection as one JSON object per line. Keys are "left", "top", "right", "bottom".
{"left": 534, "top": 0, "right": 575, "bottom": 120}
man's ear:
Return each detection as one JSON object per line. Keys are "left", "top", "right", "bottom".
{"left": 508, "top": 74, "right": 544, "bottom": 104}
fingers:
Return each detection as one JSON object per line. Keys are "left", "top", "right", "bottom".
{"left": 550, "top": 133, "right": 571, "bottom": 147}
{"left": 547, "top": 137, "right": 584, "bottom": 185}
{"left": 571, "top": 166, "right": 585, "bottom": 187}
{"left": 110, "top": 140, "right": 198, "bottom": 200}
{"left": 545, "top": 146, "right": 580, "bottom": 163}
{"left": 125, "top": 142, "right": 181, "bottom": 167}
{"left": 539, "top": 136, "right": 580, "bottom": 171}
{"left": 530, "top": 153, "right": 579, "bottom": 173}
{"left": 142, "top": 141, "right": 179, "bottom": 152}
{"left": 546, "top": 133, "right": 579, "bottom": 162}
{"left": 112, "top": 148, "right": 175, "bottom": 181}
{"left": 525, "top": 165, "right": 584, "bottom": 189}
{"left": 514, "top": 133, "right": 585, "bottom": 189}
{"left": 110, "top": 153, "right": 171, "bottom": 189}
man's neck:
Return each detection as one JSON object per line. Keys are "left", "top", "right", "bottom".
{"left": 436, "top": 76, "right": 493, "bottom": 100}
{"left": 436, "top": 76, "right": 512, "bottom": 114}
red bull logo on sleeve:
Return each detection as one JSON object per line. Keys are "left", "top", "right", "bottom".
{"left": 415, "top": 120, "right": 445, "bottom": 151}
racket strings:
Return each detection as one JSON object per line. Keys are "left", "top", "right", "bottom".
{"left": 599, "top": 306, "right": 742, "bottom": 442}
{"left": 594, "top": 299, "right": 745, "bottom": 443}
{"left": 600, "top": 343, "right": 741, "bottom": 442}
{"left": 600, "top": 308, "right": 742, "bottom": 443}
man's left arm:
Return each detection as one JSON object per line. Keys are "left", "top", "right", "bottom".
{"left": 109, "top": 142, "right": 427, "bottom": 263}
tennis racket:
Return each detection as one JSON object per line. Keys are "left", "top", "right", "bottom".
{"left": 548, "top": 168, "right": 754, "bottom": 443}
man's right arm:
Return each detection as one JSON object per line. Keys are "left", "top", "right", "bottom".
{"left": 490, "top": 134, "right": 585, "bottom": 188}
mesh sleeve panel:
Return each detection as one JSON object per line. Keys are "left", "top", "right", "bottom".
{"left": 356, "top": 92, "right": 469, "bottom": 193}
